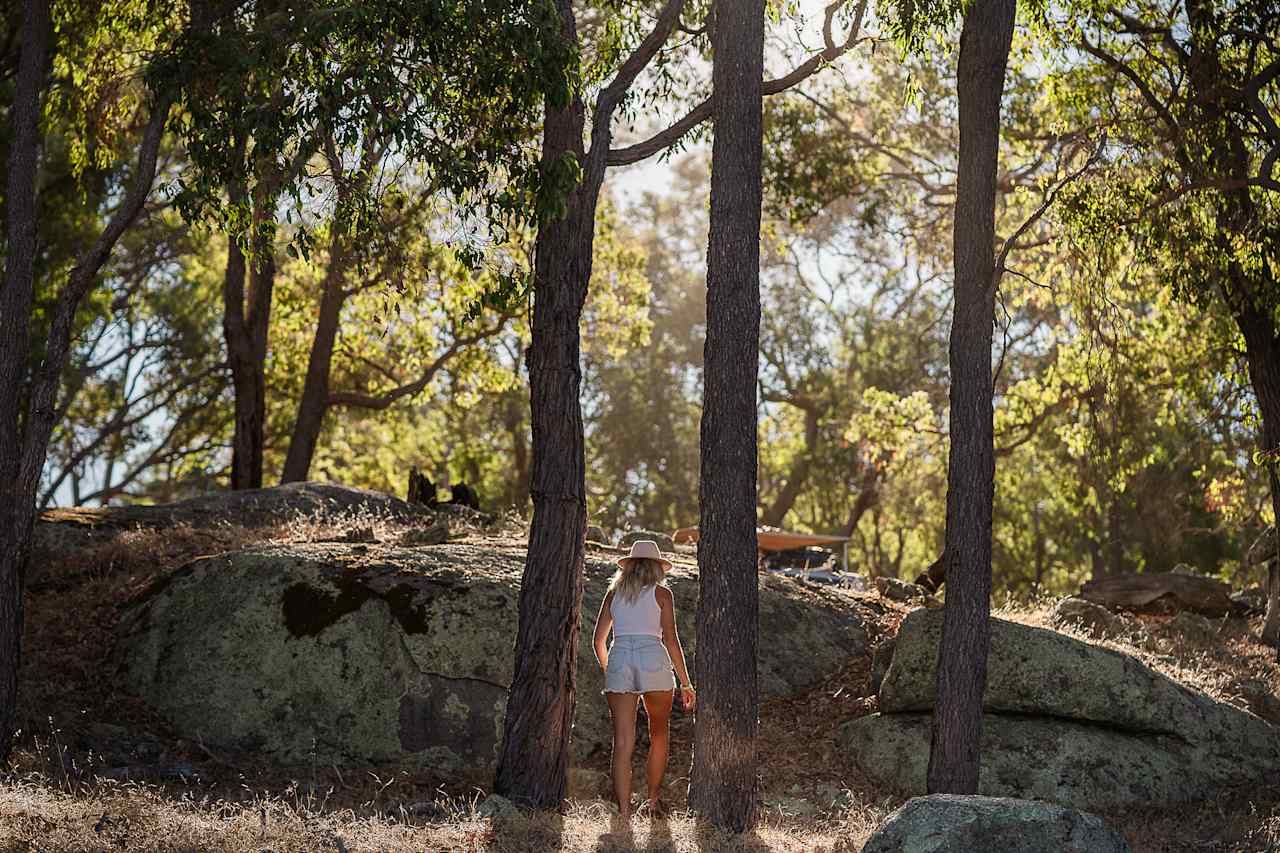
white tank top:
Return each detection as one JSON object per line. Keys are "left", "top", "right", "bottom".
{"left": 610, "top": 584, "right": 663, "bottom": 638}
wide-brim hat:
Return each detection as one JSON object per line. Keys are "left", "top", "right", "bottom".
{"left": 616, "top": 539, "right": 673, "bottom": 572}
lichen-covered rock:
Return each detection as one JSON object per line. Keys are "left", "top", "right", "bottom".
{"left": 862, "top": 795, "right": 1130, "bottom": 853}
{"left": 617, "top": 529, "right": 676, "bottom": 552}
{"left": 843, "top": 609, "right": 1280, "bottom": 810}
{"left": 1049, "top": 596, "right": 1132, "bottom": 639}
{"left": 844, "top": 712, "right": 1212, "bottom": 811}
{"left": 120, "top": 542, "right": 867, "bottom": 773}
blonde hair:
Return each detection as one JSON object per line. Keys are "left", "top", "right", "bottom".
{"left": 610, "top": 557, "right": 666, "bottom": 604}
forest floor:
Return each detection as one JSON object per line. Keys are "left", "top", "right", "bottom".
{"left": 2, "top": 509, "right": 1279, "bottom": 852}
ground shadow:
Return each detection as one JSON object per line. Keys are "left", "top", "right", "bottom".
{"left": 592, "top": 812, "right": 635, "bottom": 852}
{"left": 692, "top": 818, "right": 775, "bottom": 853}
{"left": 490, "top": 808, "right": 565, "bottom": 852}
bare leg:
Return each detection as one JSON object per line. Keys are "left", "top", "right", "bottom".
{"left": 641, "top": 689, "right": 674, "bottom": 806}
{"left": 607, "top": 692, "right": 640, "bottom": 819}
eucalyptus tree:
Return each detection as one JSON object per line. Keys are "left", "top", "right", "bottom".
{"left": 683, "top": 0, "right": 768, "bottom": 827}
{"left": 1047, "top": 0, "right": 1280, "bottom": 644}
{"left": 496, "top": 0, "right": 871, "bottom": 809}
{"left": 0, "top": 0, "right": 195, "bottom": 763}
{"left": 925, "top": 0, "right": 1018, "bottom": 796}
{"left": 165, "top": 0, "right": 572, "bottom": 489}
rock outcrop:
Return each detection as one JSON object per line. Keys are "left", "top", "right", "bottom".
{"left": 862, "top": 795, "right": 1130, "bottom": 853}
{"left": 36, "top": 482, "right": 443, "bottom": 559}
{"left": 842, "top": 608, "right": 1280, "bottom": 811}
{"left": 120, "top": 542, "right": 867, "bottom": 773}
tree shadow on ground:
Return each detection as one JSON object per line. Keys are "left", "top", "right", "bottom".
{"left": 490, "top": 810, "right": 565, "bottom": 852}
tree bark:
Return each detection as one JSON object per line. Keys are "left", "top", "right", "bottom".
{"left": 926, "top": 0, "right": 1015, "bottom": 796}
{"left": 687, "top": 0, "right": 765, "bottom": 831}
{"left": 0, "top": 0, "right": 50, "bottom": 765}
{"left": 280, "top": 234, "right": 352, "bottom": 483}
{"left": 493, "top": 0, "right": 599, "bottom": 808}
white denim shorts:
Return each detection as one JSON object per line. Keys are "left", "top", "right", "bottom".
{"left": 604, "top": 635, "right": 675, "bottom": 694}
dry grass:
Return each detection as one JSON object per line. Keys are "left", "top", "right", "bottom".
{"left": 0, "top": 773, "right": 898, "bottom": 852}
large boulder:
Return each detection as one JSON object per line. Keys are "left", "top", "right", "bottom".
{"left": 617, "top": 529, "right": 676, "bottom": 552}
{"left": 120, "top": 542, "right": 867, "bottom": 773}
{"left": 842, "top": 609, "right": 1280, "bottom": 811}
{"left": 862, "top": 795, "right": 1130, "bottom": 853}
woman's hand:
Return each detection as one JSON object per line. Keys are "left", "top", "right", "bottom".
{"left": 680, "top": 685, "right": 696, "bottom": 712}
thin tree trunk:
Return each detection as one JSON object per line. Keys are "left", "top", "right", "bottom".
{"left": 841, "top": 462, "right": 880, "bottom": 538}
{"left": 0, "top": 0, "right": 50, "bottom": 765}
{"left": 223, "top": 231, "right": 257, "bottom": 489}
{"left": 280, "top": 236, "right": 351, "bottom": 483}
{"left": 493, "top": 0, "right": 601, "bottom": 807}
{"left": 224, "top": 217, "right": 276, "bottom": 488}
{"left": 761, "top": 404, "right": 818, "bottom": 527}
{"left": 926, "top": 0, "right": 1015, "bottom": 796}
{"left": 504, "top": 389, "right": 531, "bottom": 510}
{"left": 687, "top": 0, "right": 764, "bottom": 830}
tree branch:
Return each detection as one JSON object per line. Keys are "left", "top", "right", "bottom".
{"left": 607, "top": 0, "right": 869, "bottom": 166}
{"left": 328, "top": 321, "right": 510, "bottom": 410}
{"left": 1078, "top": 36, "right": 1180, "bottom": 137}
{"left": 586, "top": 0, "right": 688, "bottom": 171}
{"left": 19, "top": 93, "right": 175, "bottom": 496}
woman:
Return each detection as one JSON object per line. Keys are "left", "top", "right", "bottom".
{"left": 592, "top": 539, "right": 695, "bottom": 820}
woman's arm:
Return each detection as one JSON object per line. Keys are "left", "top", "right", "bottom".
{"left": 657, "top": 586, "right": 695, "bottom": 709}
{"left": 593, "top": 590, "right": 614, "bottom": 671}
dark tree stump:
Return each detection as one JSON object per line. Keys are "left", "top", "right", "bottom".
{"left": 407, "top": 468, "right": 438, "bottom": 508}
{"left": 447, "top": 482, "right": 480, "bottom": 510}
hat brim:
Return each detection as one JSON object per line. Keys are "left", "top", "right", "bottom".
{"left": 616, "top": 555, "right": 673, "bottom": 572}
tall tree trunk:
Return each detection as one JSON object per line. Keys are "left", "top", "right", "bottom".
{"left": 0, "top": 0, "right": 50, "bottom": 765}
{"left": 493, "top": 0, "right": 602, "bottom": 807}
{"left": 687, "top": 0, "right": 764, "bottom": 831}
{"left": 761, "top": 403, "right": 818, "bottom": 526}
{"left": 926, "top": 0, "right": 1015, "bottom": 796}
{"left": 280, "top": 236, "right": 351, "bottom": 483}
